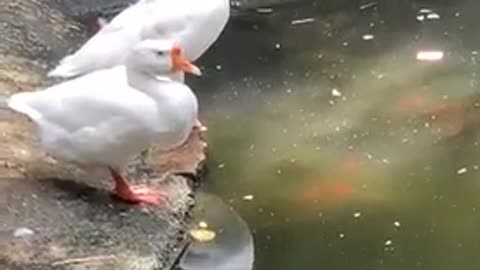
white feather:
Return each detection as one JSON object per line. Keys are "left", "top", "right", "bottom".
{"left": 48, "top": 0, "right": 230, "bottom": 78}
{"left": 10, "top": 42, "right": 198, "bottom": 169}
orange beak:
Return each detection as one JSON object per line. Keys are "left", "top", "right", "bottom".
{"left": 171, "top": 44, "right": 202, "bottom": 76}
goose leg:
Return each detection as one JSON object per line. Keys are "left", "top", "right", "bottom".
{"left": 109, "top": 167, "right": 167, "bottom": 205}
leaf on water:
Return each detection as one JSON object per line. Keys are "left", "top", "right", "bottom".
{"left": 189, "top": 229, "right": 216, "bottom": 243}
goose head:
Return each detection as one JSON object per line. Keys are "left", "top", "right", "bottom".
{"left": 127, "top": 39, "right": 202, "bottom": 76}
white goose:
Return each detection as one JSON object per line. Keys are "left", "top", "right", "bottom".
{"left": 48, "top": 0, "right": 230, "bottom": 78}
{"left": 7, "top": 40, "right": 201, "bottom": 205}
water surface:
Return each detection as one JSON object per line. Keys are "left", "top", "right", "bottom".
{"left": 190, "top": 1, "right": 480, "bottom": 269}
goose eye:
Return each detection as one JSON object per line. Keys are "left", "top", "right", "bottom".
{"left": 156, "top": 50, "right": 165, "bottom": 56}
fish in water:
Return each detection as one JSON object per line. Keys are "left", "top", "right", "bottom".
{"left": 395, "top": 94, "right": 466, "bottom": 137}
{"left": 297, "top": 157, "right": 361, "bottom": 205}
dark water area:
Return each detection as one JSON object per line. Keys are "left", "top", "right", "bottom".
{"left": 186, "top": 0, "right": 480, "bottom": 269}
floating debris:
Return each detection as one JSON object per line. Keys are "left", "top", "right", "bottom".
{"left": 230, "top": 1, "right": 241, "bottom": 7}
{"left": 416, "top": 8, "right": 440, "bottom": 22}
{"left": 359, "top": 1, "right": 377, "bottom": 10}
{"left": 394, "top": 221, "right": 401, "bottom": 228}
{"left": 274, "top": 43, "right": 281, "bottom": 50}
{"left": 339, "top": 233, "right": 345, "bottom": 239}
{"left": 419, "top": 8, "right": 433, "bottom": 13}
{"left": 384, "top": 239, "right": 393, "bottom": 246}
{"left": 291, "top": 18, "right": 315, "bottom": 25}
{"left": 457, "top": 167, "right": 467, "bottom": 175}
{"left": 331, "top": 88, "right": 342, "bottom": 97}
{"left": 426, "top": 13, "right": 440, "bottom": 20}
{"left": 189, "top": 221, "right": 215, "bottom": 242}
{"left": 256, "top": 7, "right": 273, "bottom": 14}
{"left": 353, "top": 212, "right": 361, "bottom": 218}
{"left": 198, "top": 221, "right": 208, "bottom": 229}
{"left": 362, "top": 34, "right": 375, "bottom": 40}
{"left": 242, "top": 194, "right": 254, "bottom": 201}
{"left": 189, "top": 228, "right": 216, "bottom": 242}
{"left": 215, "top": 65, "right": 222, "bottom": 71}
{"left": 416, "top": 51, "right": 444, "bottom": 61}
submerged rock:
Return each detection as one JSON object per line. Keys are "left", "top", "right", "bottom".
{"left": 0, "top": 0, "right": 207, "bottom": 269}
{"left": 178, "top": 192, "right": 254, "bottom": 270}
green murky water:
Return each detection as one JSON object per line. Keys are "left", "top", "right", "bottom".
{"left": 190, "top": 0, "right": 480, "bottom": 269}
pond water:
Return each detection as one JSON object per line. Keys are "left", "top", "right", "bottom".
{"left": 188, "top": 0, "right": 480, "bottom": 269}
